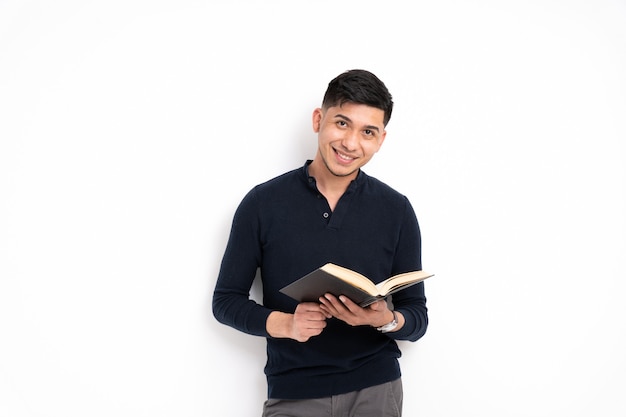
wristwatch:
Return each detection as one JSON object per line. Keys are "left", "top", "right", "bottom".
{"left": 376, "top": 310, "right": 398, "bottom": 333}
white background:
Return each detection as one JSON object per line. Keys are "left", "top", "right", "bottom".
{"left": 1, "top": 1, "right": 625, "bottom": 416}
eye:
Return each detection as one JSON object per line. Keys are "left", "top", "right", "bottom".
{"left": 363, "top": 129, "right": 378, "bottom": 139}
{"left": 337, "top": 120, "right": 347, "bottom": 128}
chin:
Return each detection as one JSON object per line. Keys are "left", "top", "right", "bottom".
{"left": 328, "top": 163, "right": 359, "bottom": 178}
{"left": 320, "top": 152, "right": 360, "bottom": 178}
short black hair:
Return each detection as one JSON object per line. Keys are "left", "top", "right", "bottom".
{"left": 321, "top": 69, "right": 394, "bottom": 126}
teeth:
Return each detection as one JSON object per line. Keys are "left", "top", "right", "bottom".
{"left": 337, "top": 151, "right": 354, "bottom": 160}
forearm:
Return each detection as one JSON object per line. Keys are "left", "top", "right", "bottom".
{"left": 388, "top": 300, "right": 428, "bottom": 341}
{"left": 266, "top": 311, "right": 293, "bottom": 338}
{"left": 212, "top": 287, "right": 272, "bottom": 337}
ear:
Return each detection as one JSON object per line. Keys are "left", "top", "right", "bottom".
{"left": 312, "top": 108, "right": 323, "bottom": 133}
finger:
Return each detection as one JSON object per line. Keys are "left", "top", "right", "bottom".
{"left": 337, "top": 295, "right": 363, "bottom": 314}
{"left": 296, "top": 309, "right": 328, "bottom": 321}
{"left": 318, "top": 300, "right": 337, "bottom": 318}
{"left": 295, "top": 302, "right": 324, "bottom": 313}
{"left": 338, "top": 295, "right": 364, "bottom": 315}
{"left": 317, "top": 304, "right": 333, "bottom": 319}
{"left": 367, "top": 299, "right": 386, "bottom": 311}
{"left": 320, "top": 294, "right": 350, "bottom": 314}
{"left": 301, "top": 318, "right": 327, "bottom": 330}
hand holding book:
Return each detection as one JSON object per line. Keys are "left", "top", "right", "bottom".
{"left": 280, "top": 263, "right": 434, "bottom": 307}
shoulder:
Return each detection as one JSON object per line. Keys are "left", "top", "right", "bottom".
{"left": 359, "top": 172, "right": 419, "bottom": 221}
{"left": 248, "top": 167, "right": 308, "bottom": 203}
{"left": 361, "top": 171, "right": 409, "bottom": 203}
{"left": 238, "top": 166, "right": 307, "bottom": 208}
{"left": 255, "top": 167, "right": 303, "bottom": 191}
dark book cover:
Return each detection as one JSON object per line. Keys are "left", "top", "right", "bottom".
{"left": 279, "top": 268, "right": 383, "bottom": 307}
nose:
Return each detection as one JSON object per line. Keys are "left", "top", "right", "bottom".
{"left": 340, "top": 130, "right": 359, "bottom": 151}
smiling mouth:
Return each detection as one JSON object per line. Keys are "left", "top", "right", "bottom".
{"left": 335, "top": 149, "right": 356, "bottom": 163}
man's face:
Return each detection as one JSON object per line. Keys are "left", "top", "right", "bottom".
{"left": 312, "top": 102, "right": 387, "bottom": 178}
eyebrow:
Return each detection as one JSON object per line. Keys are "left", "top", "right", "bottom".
{"left": 334, "top": 114, "right": 381, "bottom": 133}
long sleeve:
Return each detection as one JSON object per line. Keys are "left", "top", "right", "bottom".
{"left": 212, "top": 188, "right": 272, "bottom": 337}
{"left": 386, "top": 197, "right": 428, "bottom": 342}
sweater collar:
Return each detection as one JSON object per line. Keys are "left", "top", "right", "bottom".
{"left": 301, "top": 160, "right": 366, "bottom": 189}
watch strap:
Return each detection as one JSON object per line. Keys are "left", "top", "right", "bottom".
{"left": 376, "top": 310, "right": 398, "bottom": 333}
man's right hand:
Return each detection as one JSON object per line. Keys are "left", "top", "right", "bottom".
{"left": 267, "top": 302, "right": 329, "bottom": 342}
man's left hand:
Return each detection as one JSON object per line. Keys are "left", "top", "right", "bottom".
{"left": 318, "top": 294, "right": 394, "bottom": 328}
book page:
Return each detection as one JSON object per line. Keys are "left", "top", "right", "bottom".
{"left": 376, "top": 270, "right": 433, "bottom": 295}
{"left": 320, "top": 263, "right": 379, "bottom": 295}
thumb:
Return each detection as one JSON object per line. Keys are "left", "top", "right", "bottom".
{"left": 368, "top": 300, "right": 387, "bottom": 311}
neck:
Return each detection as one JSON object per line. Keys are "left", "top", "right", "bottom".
{"left": 308, "top": 158, "right": 357, "bottom": 211}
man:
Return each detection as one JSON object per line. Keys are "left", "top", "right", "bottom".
{"left": 213, "top": 69, "right": 428, "bottom": 416}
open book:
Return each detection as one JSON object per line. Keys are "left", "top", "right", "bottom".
{"left": 279, "top": 263, "right": 434, "bottom": 307}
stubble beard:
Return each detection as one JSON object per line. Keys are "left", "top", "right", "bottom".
{"left": 320, "top": 152, "right": 359, "bottom": 178}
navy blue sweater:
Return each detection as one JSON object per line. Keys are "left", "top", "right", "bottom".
{"left": 213, "top": 161, "right": 428, "bottom": 399}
